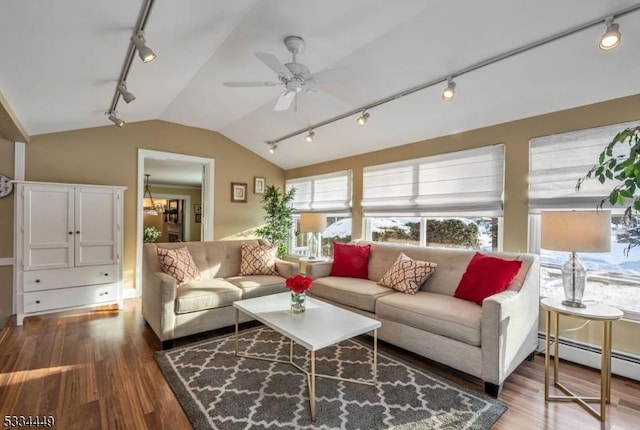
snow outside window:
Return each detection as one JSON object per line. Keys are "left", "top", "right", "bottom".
{"left": 529, "top": 121, "right": 640, "bottom": 319}
{"left": 289, "top": 215, "right": 351, "bottom": 258}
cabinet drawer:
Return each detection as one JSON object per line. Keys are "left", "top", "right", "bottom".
{"left": 23, "top": 265, "right": 117, "bottom": 292}
{"left": 23, "top": 283, "right": 117, "bottom": 314}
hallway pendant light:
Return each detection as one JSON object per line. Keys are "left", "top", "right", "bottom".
{"left": 143, "top": 174, "right": 163, "bottom": 216}
{"left": 442, "top": 77, "right": 456, "bottom": 101}
{"left": 305, "top": 130, "right": 315, "bottom": 143}
{"left": 117, "top": 83, "right": 136, "bottom": 104}
{"left": 356, "top": 110, "right": 370, "bottom": 126}
{"left": 131, "top": 31, "right": 157, "bottom": 63}
{"left": 108, "top": 113, "right": 125, "bottom": 128}
{"left": 599, "top": 17, "right": 621, "bottom": 50}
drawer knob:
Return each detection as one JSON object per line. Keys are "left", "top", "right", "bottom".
{"left": 104, "top": 273, "right": 109, "bottom": 277}
{"left": 68, "top": 231, "right": 73, "bottom": 235}
{"left": 76, "top": 231, "right": 80, "bottom": 234}
{"left": 35, "top": 279, "right": 41, "bottom": 283}
{"left": 35, "top": 300, "right": 40, "bottom": 304}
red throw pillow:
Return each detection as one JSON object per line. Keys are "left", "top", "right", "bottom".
{"left": 454, "top": 252, "right": 522, "bottom": 305}
{"left": 330, "top": 242, "right": 371, "bottom": 279}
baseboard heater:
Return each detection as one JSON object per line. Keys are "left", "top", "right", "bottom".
{"left": 537, "top": 332, "right": 640, "bottom": 382}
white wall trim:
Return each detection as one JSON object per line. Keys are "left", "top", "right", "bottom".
{"left": 14, "top": 141, "right": 25, "bottom": 180}
{"left": 537, "top": 333, "right": 640, "bottom": 382}
{"left": 135, "top": 149, "right": 214, "bottom": 295}
{"left": 0, "top": 258, "right": 14, "bottom": 266}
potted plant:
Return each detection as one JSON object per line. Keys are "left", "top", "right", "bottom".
{"left": 577, "top": 125, "right": 640, "bottom": 254}
{"left": 143, "top": 226, "right": 162, "bottom": 243}
{"left": 255, "top": 185, "right": 296, "bottom": 258}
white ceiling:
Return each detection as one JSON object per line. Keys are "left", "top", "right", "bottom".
{"left": 144, "top": 158, "right": 203, "bottom": 187}
{"left": 1, "top": 0, "right": 639, "bottom": 170}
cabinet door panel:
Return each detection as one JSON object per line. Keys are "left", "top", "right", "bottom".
{"left": 23, "top": 185, "right": 74, "bottom": 270}
{"left": 75, "top": 188, "right": 118, "bottom": 266}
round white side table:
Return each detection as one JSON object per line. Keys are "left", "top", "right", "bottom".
{"left": 540, "top": 296, "right": 623, "bottom": 422}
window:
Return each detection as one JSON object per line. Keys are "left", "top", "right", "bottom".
{"left": 529, "top": 121, "right": 640, "bottom": 319}
{"left": 285, "top": 171, "right": 352, "bottom": 257}
{"left": 362, "top": 145, "right": 504, "bottom": 251}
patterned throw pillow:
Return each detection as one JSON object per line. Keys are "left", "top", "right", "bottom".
{"left": 239, "top": 244, "right": 279, "bottom": 276}
{"left": 157, "top": 247, "right": 201, "bottom": 287}
{"left": 378, "top": 253, "right": 437, "bottom": 294}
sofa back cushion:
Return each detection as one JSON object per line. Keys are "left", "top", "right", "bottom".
{"left": 358, "top": 241, "right": 535, "bottom": 296}
{"left": 144, "top": 239, "right": 267, "bottom": 279}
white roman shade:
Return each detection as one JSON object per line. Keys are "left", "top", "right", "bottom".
{"left": 529, "top": 121, "right": 637, "bottom": 211}
{"left": 286, "top": 170, "right": 352, "bottom": 213}
{"left": 362, "top": 145, "right": 505, "bottom": 216}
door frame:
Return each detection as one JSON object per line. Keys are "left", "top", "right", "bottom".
{"left": 134, "top": 149, "right": 214, "bottom": 296}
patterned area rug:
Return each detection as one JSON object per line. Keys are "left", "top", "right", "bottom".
{"left": 155, "top": 327, "right": 506, "bottom": 430}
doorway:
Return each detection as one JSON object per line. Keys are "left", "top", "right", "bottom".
{"left": 134, "top": 149, "right": 214, "bottom": 295}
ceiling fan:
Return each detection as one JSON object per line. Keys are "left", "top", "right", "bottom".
{"left": 224, "top": 36, "right": 342, "bottom": 111}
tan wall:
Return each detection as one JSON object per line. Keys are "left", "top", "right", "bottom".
{"left": 0, "top": 137, "right": 14, "bottom": 324}
{"left": 285, "top": 94, "right": 640, "bottom": 356}
{"left": 18, "top": 120, "right": 284, "bottom": 292}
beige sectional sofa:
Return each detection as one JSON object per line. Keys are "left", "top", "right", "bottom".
{"left": 142, "top": 239, "right": 298, "bottom": 349}
{"left": 305, "top": 241, "right": 540, "bottom": 396}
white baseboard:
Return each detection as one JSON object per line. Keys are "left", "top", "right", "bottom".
{"left": 537, "top": 333, "right": 640, "bottom": 382}
{"left": 123, "top": 288, "right": 141, "bottom": 299}
{"left": 0, "top": 258, "right": 14, "bottom": 266}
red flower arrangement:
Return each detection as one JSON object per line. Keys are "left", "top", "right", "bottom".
{"left": 285, "top": 274, "right": 313, "bottom": 294}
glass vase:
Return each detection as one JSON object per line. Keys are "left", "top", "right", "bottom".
{"left": 290, "top": 292, "right": 306, "bottom": 313}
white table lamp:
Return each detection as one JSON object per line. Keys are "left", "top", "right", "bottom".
{"left": 541, "top": 210, "right": 611, "bottom": 308}
{"left": 300, "top": 213, "right": 326, "bottom": 260}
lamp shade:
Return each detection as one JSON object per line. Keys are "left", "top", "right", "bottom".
{"left": 300, "top": 213, "right": 326, "bottom": 233}
{"left": 541, "top": 210, "right": 611, "bottom": 252}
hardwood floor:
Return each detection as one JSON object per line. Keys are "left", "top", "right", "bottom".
{"left": 1, "top": 299, "right": 638, "bottom": 430}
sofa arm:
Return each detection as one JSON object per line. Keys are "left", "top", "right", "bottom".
{"left": 481, "top": 256, "right": 540, "bottom": 386}
{"left": 305, "top": 261, "right": 333, "bottom": 279}
{"left": 142, "top": 271, "right": 178, "bottom": 342}
{"left": 276, "top": 259, "right": 299, "bottom": 278}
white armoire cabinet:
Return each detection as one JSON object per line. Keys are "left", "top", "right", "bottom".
{"left": 14, "top": 182, "right": 126, "bottom": 325}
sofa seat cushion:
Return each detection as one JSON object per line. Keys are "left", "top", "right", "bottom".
{"left": 310, "top": 276, "right": 395, "bottom": 312}
{"left": 375, "top": 292, "right": 482, "bottom": 346}
{"left": 226, "top": 275, "right": 287, "bottom": 300}
{"left": 174, "top": 278, "right": 242, "bottom": 314}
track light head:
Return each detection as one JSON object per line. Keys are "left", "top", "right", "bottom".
{"left": 108, "top": 113, "right": 125, "bottom": 128}
{"left": 442, "top": 77, "right": 456, "bottom": 101}
{"left": 131, "top": 31, "right": 156, "bottom": 63}
{"left": 117, "top": 83, "right": 136, "bottom": 104}
{"left": 305, "top": 130, "right": 315, "bottom": 143}
{"left": 599, "top": 17, "right": 621, "bottom": 50}
{"left": 356, "top": 111, "right": 370, "bottom": 126}
{"left": 268, "top": 143, "right": 278, "bottom": 154}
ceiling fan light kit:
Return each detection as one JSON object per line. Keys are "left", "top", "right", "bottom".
{"left": 261, "top": 9, "right": 629, "bottom": 154}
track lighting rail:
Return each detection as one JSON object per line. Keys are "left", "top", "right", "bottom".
{"left": 107, "top": 0, "right": 156, "bottom": 120}
{"left": 266, "top": 3, "right": 640, "bottom": 147}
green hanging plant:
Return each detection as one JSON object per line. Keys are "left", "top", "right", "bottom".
{"left": 577, "top": 125, "right": 640, "bottom": 254}
{"left": 254, "top": 185, "right": 296, "bottom": 258}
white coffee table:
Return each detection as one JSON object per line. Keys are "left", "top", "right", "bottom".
{"left": 233, "top": 292, "right": 381, "bottom": 421}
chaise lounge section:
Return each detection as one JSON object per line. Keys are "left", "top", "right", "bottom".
{"left": 306, "top": 241, "right": 540, "bottom": 396}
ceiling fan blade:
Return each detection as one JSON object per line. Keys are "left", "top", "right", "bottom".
{"left": 255, "top": 52, "right": 293, "bottom": 79}
{"left": 274, "top": 91, "right": 295, "bottom": 111}
{"left": 224, "top": 81, "right": 280, "bottom": 87}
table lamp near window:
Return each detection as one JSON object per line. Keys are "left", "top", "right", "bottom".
{"left": 541, "top": 210, "right": 611, "bottom": 308}
{"left": 300, "top": 213, "right": 326, "bottom": 260}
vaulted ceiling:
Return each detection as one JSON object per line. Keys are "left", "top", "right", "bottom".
{"left": 1, "top": 0, "right": 639, "bottom": 169}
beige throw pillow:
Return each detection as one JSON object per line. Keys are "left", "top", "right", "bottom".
{"left": 239, "top": 244, "right": 279, "bottom": 276}
{"left": 378, "top": 252, "right": 437, "bottom": 294}
{"left": 157, "top": 247, "right": 201, "bottom": 287}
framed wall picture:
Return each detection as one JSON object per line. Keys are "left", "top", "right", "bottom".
{"left": 231, "top": 182, "right": 247, "bottom": 203}
{"left": 193, "top": 204, "right": 201, "bottom": 214}
{"left": 195, "top": 213, "right": 201, "bottom": 223}
{"left": 254, "top": 177, "right": 266, "bottom": 194}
